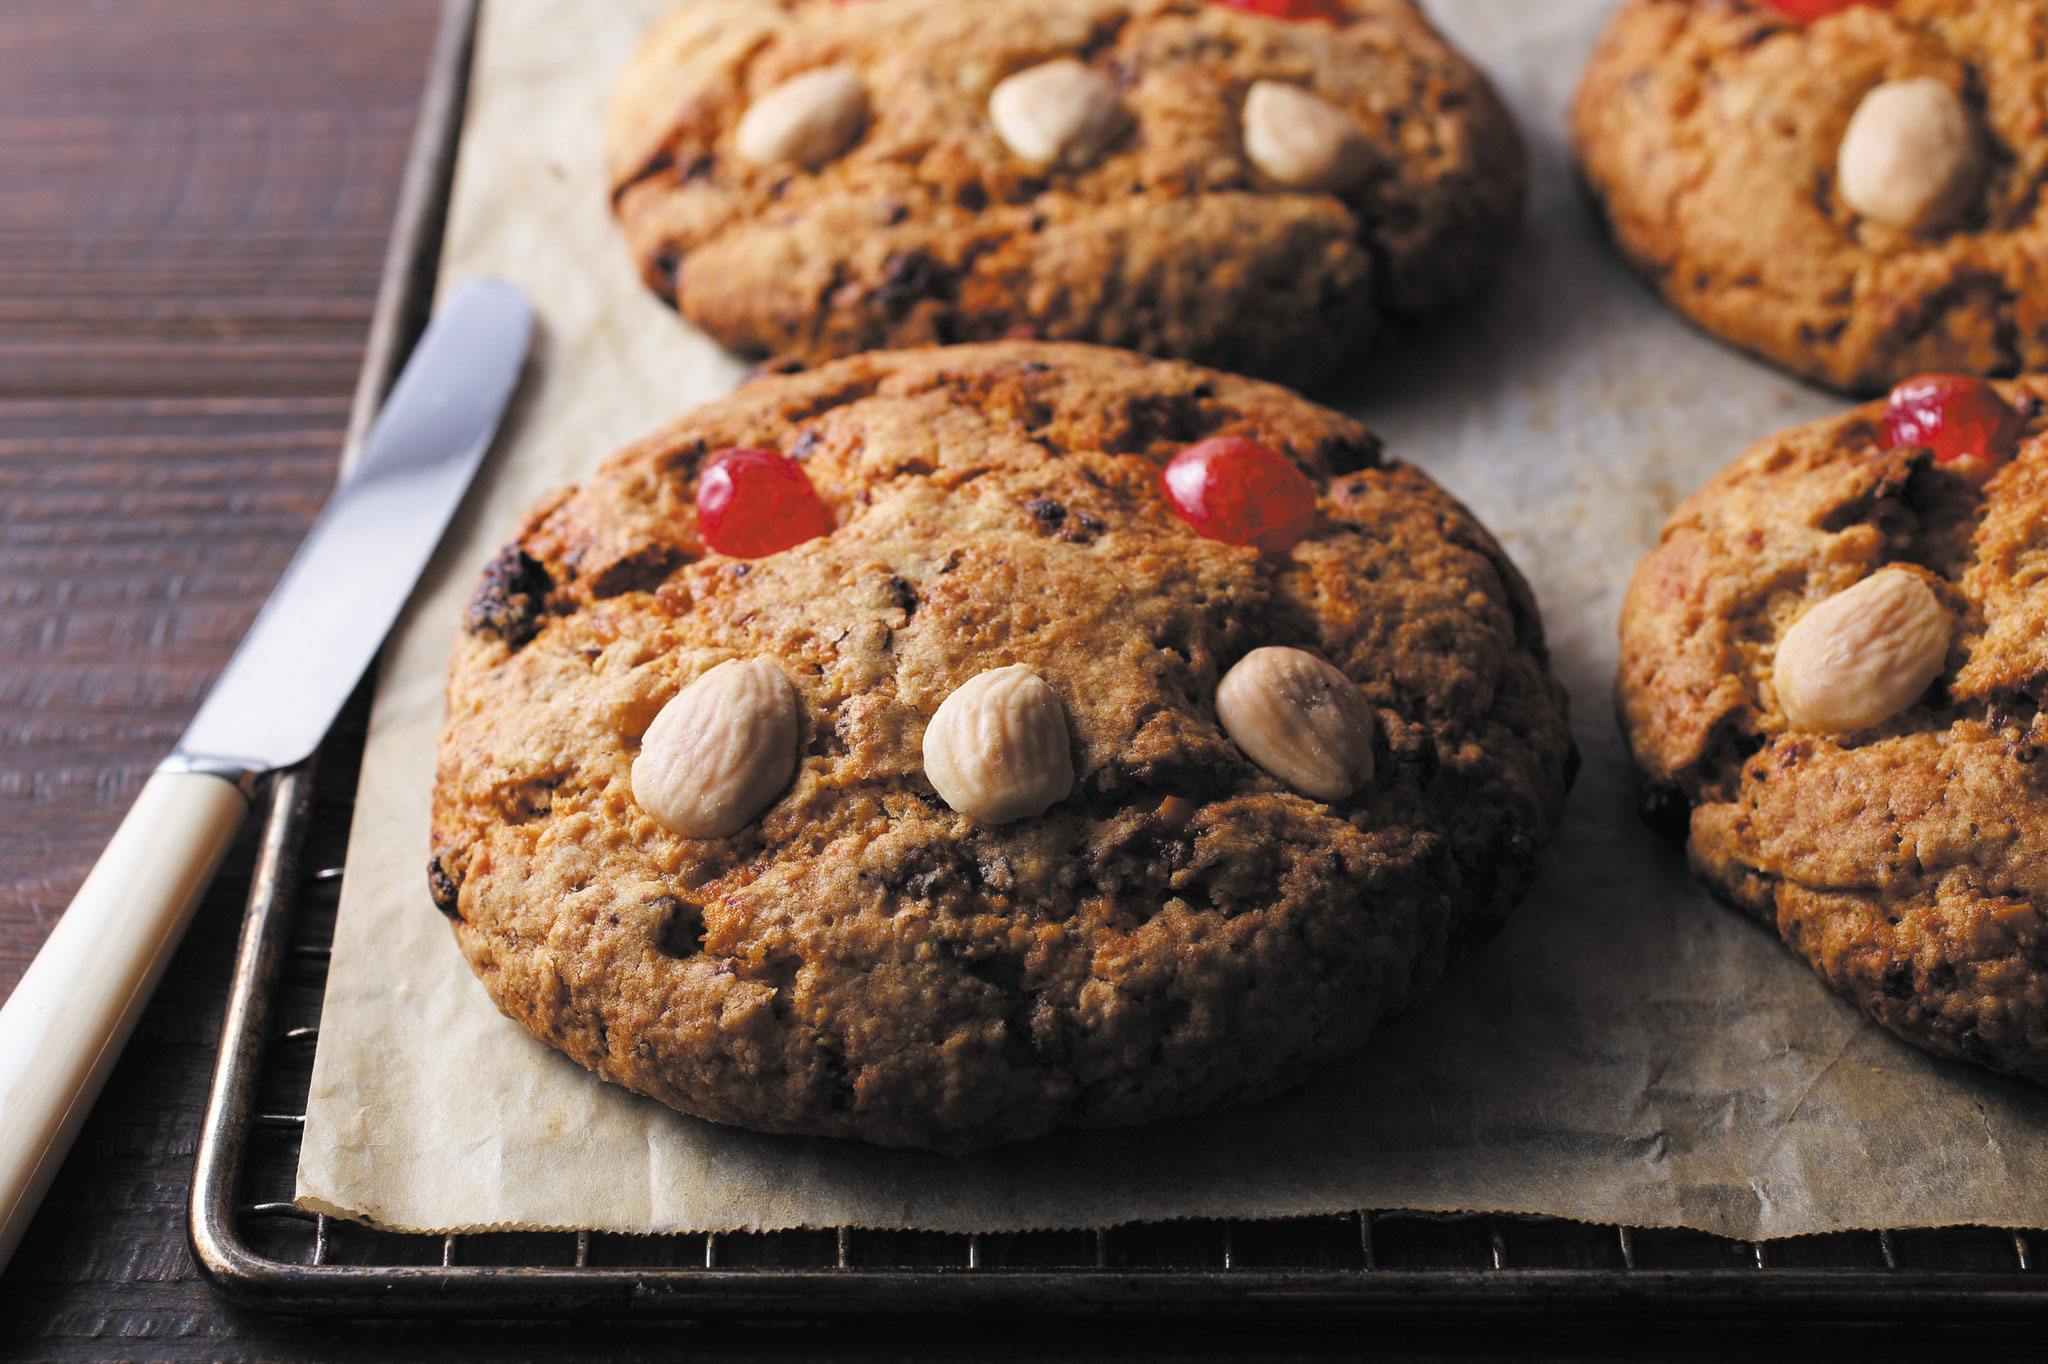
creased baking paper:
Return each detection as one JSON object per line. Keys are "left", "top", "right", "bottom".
{"left": 297, "top": 0, "right": 2048, "bottom": 1239}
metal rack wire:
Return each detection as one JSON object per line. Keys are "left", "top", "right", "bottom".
{"left": 184, "top": 0, "right": 2048, "bottom": 1322}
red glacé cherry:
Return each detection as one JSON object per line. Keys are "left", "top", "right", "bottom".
{"left": 1766, "top": 0, "right": 1893, "bottom": 19}
{"left": 695, "top": 447, "right": 836, "bottom": 558}
{"left": 1884, "top": 374, "right": 2026, "bottom": 479}
{"left": 1162, "top": 436, "right": 1318, "bottom": 555}
{"left": 1213, "top": 0, "right": 1348, "bottom": 22}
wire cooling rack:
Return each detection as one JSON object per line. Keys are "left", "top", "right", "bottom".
{"left": 185, "top": 751, "right": 2048, "bottom": 1318}
{"left": 187, "top": 0, "right": 2048, "bottom": 1322}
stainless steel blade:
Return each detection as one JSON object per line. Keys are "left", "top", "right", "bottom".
{"left": 169, "top": 277, "right": 532, "bottom": 778}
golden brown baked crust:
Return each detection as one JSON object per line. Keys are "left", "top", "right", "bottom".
{"left": 606, "top": 0, "right": 1525, "bottom": 388}
{"left": 1572, "top": 0, "right": 2048, "bottom": 394}
{"left": 1618, "top": 376, "right": 2048, "bottom": 1082}
{"left": 432, "top": 341, "right": 1575, "bottom": 1150}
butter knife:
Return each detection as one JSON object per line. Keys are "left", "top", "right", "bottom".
{"left": 0, "top": 277, "right": 532, "bottom": 1270}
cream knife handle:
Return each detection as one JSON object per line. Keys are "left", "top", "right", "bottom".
{"left": 0, "top": 769, "right": 250, "bottom": 1271}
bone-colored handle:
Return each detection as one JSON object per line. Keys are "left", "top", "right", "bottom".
{"left": 0, "top": 769, "right": 249, "bottom": 1270}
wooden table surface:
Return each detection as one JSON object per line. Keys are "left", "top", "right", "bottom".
{"left": 0, "top": 2, "right": 2037, "bottom": 1359}
{"left": 0, "top": 1, "right": 444, "bottom": 1354}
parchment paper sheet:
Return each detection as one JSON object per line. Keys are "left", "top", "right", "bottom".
{"left": 297, "top": 0, "right": 2048, "bottom": 1239}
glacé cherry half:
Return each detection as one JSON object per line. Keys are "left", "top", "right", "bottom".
{"left": 1766, "top": 0, "right": 1894, "bottom": 20}
{"left": 1162, "top": 436, "right": 1319, "bottom": 555}
{"left": 1883, "top": 374, "right": 2028, "bottom": 482}
{"left": 1212, "top": 0, "right": 1348, "bottom": 23}
{"left": 695, "top": 446, "right": 836, "bottom": 559}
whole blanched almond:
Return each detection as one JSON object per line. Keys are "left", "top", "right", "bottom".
{"left": 1242, "top": 81, "right": 1374, "bottom": 192}
{"left": 1837, "top": 77, "right": 1984, "bottom": 232}
{"left": 735, "top": 65, "right": 868, "bottom": 168}
{"left": 1774, "top": 568, "right": 1951, "bottom": 734}
{"left": 632, "top": 659, "right": 800, "bottom": 837}
{"left": 1216, "top": 646, "right": 1374, "bottom": 802}
{"left": 987, "top": 59, "right": 1129, "bottom": 169}
{"left": 922, "top": 665, "right": 1074, "bottom": 824}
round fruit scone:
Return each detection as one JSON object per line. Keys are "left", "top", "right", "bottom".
{"left": 1619, "top": 372, "right": 2048, "bottom": 1082}
{"left": 431, "top": 342, "right": 1576, "bottom": 1151}
{"left": 1572, "top": 0, "right": 2048, "bottom": 395}
{"left": 604, "top": 0, "right": 1526, "bottom": 390}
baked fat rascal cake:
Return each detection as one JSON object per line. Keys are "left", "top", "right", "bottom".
{"left": 1573, "top": 0, "right": 2048, "bottom": 394}
{"left": 606, "top": 0, "right": 1526, "bottom": 389}
{"left": 1620, "top": 371, "right": 2048, "bottom": 1082}
{"left": 431, "top": 342, "right": 1576, "bottom": 1151}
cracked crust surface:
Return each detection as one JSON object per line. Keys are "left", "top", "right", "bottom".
{"left": 1571, "top": 0, "right": 2048, "bottom": 395}
{"left": 432, "top": 341, "right": 1575, "bottom": 1151}
{"left": 1618, "top": 376, "right": 2048, "bottom": 1083}
{"left": 606, "top": 0, "right": 1525, "bottom": 389}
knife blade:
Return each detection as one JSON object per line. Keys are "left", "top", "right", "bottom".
{"left": 173, "top": 277, "right": 533, "bottom": 779}
{"left": 0, "top": 277, "right": 532, "bottom": 1271}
